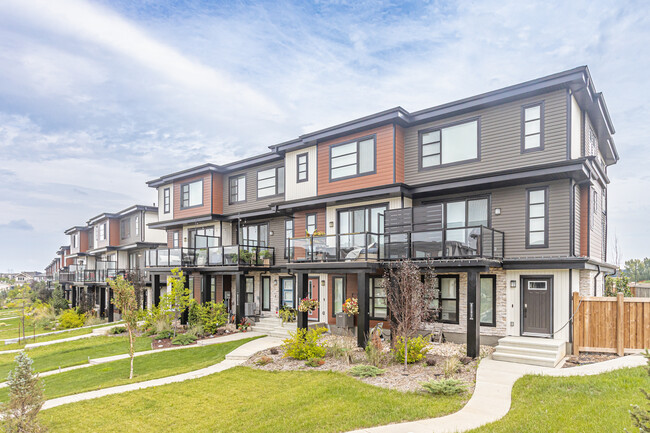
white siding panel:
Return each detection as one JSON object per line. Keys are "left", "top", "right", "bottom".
{"left": 144, "top": 211, "right": 166, "bottom": 244}
{"left": 157, "top": 184, "right": 174, "bottom": 221}
{"left": 285, "top": 146, "right": 318, "bottom": 201}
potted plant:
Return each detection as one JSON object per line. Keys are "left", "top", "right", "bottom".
{"left": 260, "top": 249, "right": 272, "bottom": 266}
{"left": 279, "top": 305, "right": 296, "bottom": 326}
{"left": 297, "top": 297, "right": 319, "bottom": 313}
{"left": 337, "top": 297, "right": 358, "bottom": 328}
{"left": 227, "top": 252, "right": 238, "bottom": 265}
{"left": 239, "top": 249, "right": 254, "bottom": 265}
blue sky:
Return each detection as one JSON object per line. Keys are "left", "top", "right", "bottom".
{"left": 0, "top": 0, "right": 648, "bottom": 272}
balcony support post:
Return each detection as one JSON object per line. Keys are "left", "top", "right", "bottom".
{"left": 235, "top": 273, "right": 246, "bottom": 324}
{"left": 108, "top": 287, "right": 114, "bottom": 322}
{"left": 71, "top": 286, "right": 76, "bottom": 308}
{"left": 153, "top": 274, "right": 161, "bottom": 307}
{"left": 357, "top": 271, "right": 369, "bottom": 348}
{"left": 466, "top": 269, "right": 481, "bottom": 358}
{"left": 296, "top": 272, "right": 309, "bottom": 332}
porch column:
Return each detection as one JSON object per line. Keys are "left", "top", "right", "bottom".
{"left": 466, "top": 269, "right": 481, "bottom": 358}
{"left": 153, "top": 274, "right": 161, "bottom": 307}
{"left": 71, "top": 286, "right": 76, "bottom": 308}
{"left": 235, "top": 273, "right": 246, "bottom": 324}
{"left": 357, "top": 271, "right": 369, "bottom": 348}
{"left": 108, "top": 288, "right": 114, "bottom": 322}
{"left": 297, "top": 272, "right": 309, "bottom": 331}
{"left": 100, "top": 286, "right": 106, "bottom": 317}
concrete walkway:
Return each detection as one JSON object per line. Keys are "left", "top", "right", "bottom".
{"left": 41, "top": 335, "right": 282, "bottom": 410}
{"left": 348, "top": 354, "right": 647, "bottom": 433}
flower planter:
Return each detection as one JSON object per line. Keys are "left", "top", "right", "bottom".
{"left": 336, "top": 312, "right": 354, "bottom": 328}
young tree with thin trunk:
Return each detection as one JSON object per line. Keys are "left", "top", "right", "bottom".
{"left": 1, "top": 352, "right": 47, "bottom": 433}
{"left": 108, "top": 275, "right": 139, "bottom": 379}
{"left": 384, "top": 260, "right": 436, "bottom": 370}
{"left": 162, "top": 268, "right": 190, "bottom": 337}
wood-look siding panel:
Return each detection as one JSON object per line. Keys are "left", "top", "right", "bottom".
{"left": 269, "top": 217, "right": 288, "bottom": 266}
{"left": 404, "top": 90, "right": 568, "bottom": 185}
{"left": 173, "top": 173, "right": 212, "bottom": 219}
{"left": 293, "top": 208, "right": 326, "bottom": 237}
{"left": 109, "top": 219, "right": 120, "bottom": 247}
{"left": 211, "top": 173, "right": 224, "bottom": 215}
{"left": 222, "top": 160, "right": 285, "bottom": 214}
{"left": 166, "top": 229, "right": 182, "bottom": 248}
{"left": 395, "top": 124, "right": 405, "bottom": 183}
{"left": 79, "top": 231, "right": 88, "bottom": 253}
{"left": 317, "top": 124, "right": 395, "bottom": 195}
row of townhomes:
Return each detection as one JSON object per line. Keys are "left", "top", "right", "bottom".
{"left": 46, "top": 66, "right": 618, "bottom": 363}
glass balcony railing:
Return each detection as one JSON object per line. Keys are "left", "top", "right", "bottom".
{"left": 145, "top": 245, "right": 275, "bottom": 268}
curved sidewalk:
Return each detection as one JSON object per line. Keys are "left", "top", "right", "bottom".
{"left": 41, "top": 335, "right": 282, "bottom": 410}
{"left": 348, "top": 354, "right": 646, "bottom": 433}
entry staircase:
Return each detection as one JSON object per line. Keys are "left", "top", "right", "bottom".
{"left": 492, "top": 336, "right": 566, "bottom": 368}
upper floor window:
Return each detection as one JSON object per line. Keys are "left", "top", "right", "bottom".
{"left": 284, "top": 219, "right": 294, "bottom": 259}
{"left": 229, "top": 175, "right": 246, "bottom": 204}
{"left": 306, "top": 214, "right": 317, "bottom": 236}
{"left": 120, "top": 218, "right": 130, "bottom": 239}
{"left": 172, "top": 231, "right": 179, "bottom": 248}
{"left": 297, "top": 153, "right": 308, "bottom": 182}
{"left": 189, "top": 226, "right": 218, "bottom": 248}
{"left": 163, "top": 188, "right": 170, "bottom": 213}
{"left": 330, "top": 137, "right": 375, "bottom": 180}
{"left": 240, "top": 223, "right": 268, "bottom": 247}
{"left": 181, "top": 180, "right": 203, "bottom": 209}
{"left": 522, "top": 103, "right": 543, "bottom": 151}
{"left": 257, "top": 167, "right": 284, "bottom": 198}
{"left": 98, "top": 223, "right": 106, "bottom": 241}
{"left": 420, "top": 119, "right": 478, "bottom": 169}
{"left": 135, "top": 216, "right": 140, "bottom": 237}
{"left": 526, "top": 187, "right": 548, "bottom": 248}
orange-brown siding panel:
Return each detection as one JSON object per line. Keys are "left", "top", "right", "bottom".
{"left": 211, "top": 173, "right": 224, "bottom": 215}
{"left": 174, "top": 173, "right": 212, "bottom": 219}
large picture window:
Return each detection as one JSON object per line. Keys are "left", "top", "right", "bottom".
{"left": 420, "top": 119, "right": 478, "bottom": 169}
{"left": 330, "top": 136, "right": 375, "bottom": 180}
{"left": 480, "top": 275, "right": 496, "bottom": 327}
{"left": 181, "top": 180, "right": 203, "bottom": 208}
{"left": 240, "top": 223, "right": 268, "bottom": 247}
{"left": 369, "top": 277, "right": 387, "bottom": 319}
{"left": 229, "top": 175, "right": 246, "bottom": 204}
{"left": 257, "top": 167, "right": 284, "bottom": 198}
{"left": 527, "top": 187, "right": 548, "bottom": 248}
{"left": 188, "top": 226, "right": 218, "bottom": 248}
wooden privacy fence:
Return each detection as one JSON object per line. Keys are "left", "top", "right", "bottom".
{"left": 572, "top": 292, "right": 650, "bottom": 356}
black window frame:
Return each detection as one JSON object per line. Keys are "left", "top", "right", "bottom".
{"left": 296, "top": 152, "right": 309, "bottom": 183}
{"left": 336, "top": 202, "right": 389, "bottom": 235}
{"left": 284, "top": 219, "right": 294, "bottom": 259}
{"left": 180, "top": 179, "right": 203, "bottom": 209}
{"left": 369, "top": 276, "right": 388, "bottom": 320}
{"left": 261, "top": 275, "right": 271, "bottom": 311}
{"left": 418, "top": 117, "right": 480, "bottom": 171}
{"left": 163, "top": 188, "right": 171, "bottom": 214}
{"left": 437, "top": 275, "right": 460, "bottom": 324}
{"left": 480, "top": 275, "right": 497, "bottom": 327}
{"left": 526, "top": 186, "right": 549, "bottom": 249}
{"left": 329, "top": 134, "right": 377, "bottom": 182}
{"left": 239, "top": 222, "right": 269, "bottom": 247}
{"left": 245, "top": 276, "right": 255, "bottom": 304}
{"left": 521, "top": 101, "right": 545, "bottom": 153}
{"left": 331, "top": 275, "right": 346, "bottom": 317}
{"left": 256, "top": 166, "right": 285, "bottom": 199}
{"left": 229, "top": 174, "right": 246, "bottom": 204}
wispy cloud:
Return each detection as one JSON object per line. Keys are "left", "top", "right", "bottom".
{"left": 0, "top": 220, "right": 34, "bottom": 231}
{"left": 0, "top": 0, "right": 648, "bottom": 271}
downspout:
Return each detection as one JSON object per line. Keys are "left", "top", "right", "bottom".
{"left": 593, "top": 265, "right": 601, "bottom": 296}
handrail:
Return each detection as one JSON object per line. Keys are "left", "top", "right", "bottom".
{"left": 145, "top": 244, "right": 275, "bottom": 268}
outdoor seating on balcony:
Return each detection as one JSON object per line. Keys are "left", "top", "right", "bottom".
{"left": 145, "top": 245, "right": 275, "bottom": 268}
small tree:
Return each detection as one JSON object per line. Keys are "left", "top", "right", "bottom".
{"left": 108, "top": 276, "right": 139, "bottom": 379}
{"left": 49, "top": 285, "right": 69, "bottom": 314}
{"left": 605, "top": 276, "right": 632, "bottom": 297}
{"left": 160, "top": 268, "right": 190, "bottom": 337}
{"left": 384, "top": 260, "right": 436, "bottom": 370}
{"left": 1, "top": 352, "right": 47, "bottom": 433}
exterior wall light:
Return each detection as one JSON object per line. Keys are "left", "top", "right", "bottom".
{"left": 494, "top": 208, "right": 501, "bottom": 215}
{"left": 510, "top": 280, "right": 517, "bottom": 288}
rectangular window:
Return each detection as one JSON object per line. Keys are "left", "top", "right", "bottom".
{"left": 420, "top": 119, "right": 478, "bottom": 168}
{"left": 181, "top": 180, "right": 203, "bottom": 208}
{"left": 330, "top": 136, "right": 375, "bottom": 180}
{"left": 188, "top": 277, "right": 194, "bottom": 300}
{"left": 99, "top": 223, "right": 106, "bottom": 241}
{"left": 172, "top": 231, "right": 179, "bottom": 248}
{"left": 522, "top": 103, "right": 543, "bottom": 151}
{"left": 332, "top": 276, "right": 345, "bottom": 316}
{"left": 284, "top": 219, "right": 293, "bottom": 259}
{"left": 163, "top": 188, "right": 170, "bottom": 214}
{"left": 438, "top": 276, "right": 459, "bottom": 323}
{"left": 527, "top": 187, "right": 548, "bottom": 248}
{"left": 369, "top": 277, "right": 387, "bottom": 319}
{"left": 240, "top": 223, "right": 269, "bottom": 247}
{"left": 72, "top": 234, "right": 76, "bottom": 248}
{"left": 229, "top": 175, "right": 246, "bottom": 204}
{"left": 306, "top": 214, "right": 317, "bottom": 235}
{"left": 120, "top": 218, "right": 130, "bottom": 239}
{"left": 245, "top": 277, "right": 254, "bottom": 304}
{"left": 135, "top": 216, "right": 140, "bottom": 237}
{"left": 480, "top": 275, "right": 496, "bottom": 327}
{"left": 262, "top": 276, "right": 270, "bottom": 311}
{"left": 297, "top": 153, "right": 308, "bottom": 182}
{"left": 257, "top": 167, "right": 284, "bottom": 198}
{"left": 188, "top": 226, "right": 218, "bottom": 249}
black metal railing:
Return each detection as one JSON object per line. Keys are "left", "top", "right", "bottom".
{"left": 145, "top": 245, "right": 275, "bottom": 268}
{"left": 288, "top": 232, "right": 382, "bottom": 263}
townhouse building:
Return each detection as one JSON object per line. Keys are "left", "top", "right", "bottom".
{"left": 140, "top": 66, "right": 617, "bottom": 364}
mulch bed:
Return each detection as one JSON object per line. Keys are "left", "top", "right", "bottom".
{"left": 563, "top": 352, "right": 622, "bottom": 368}
{"left": 147, "top": 328, "right": 236, "bottom": 350}
{"left": 243, "top": 335, "right": 494, "bottom": 393}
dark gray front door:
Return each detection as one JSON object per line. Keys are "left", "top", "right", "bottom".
{"left": 521, "top": 277, "right": 552, "bottom": 336}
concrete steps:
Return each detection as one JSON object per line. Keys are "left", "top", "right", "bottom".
{"left": 492, "top": 336, "right": 566, "bottom": 368}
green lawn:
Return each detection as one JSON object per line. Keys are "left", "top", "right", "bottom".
{"left": 0, "top": 327, "right": 94, "bottom": 351}
{"left": 0, "top": 337, "right": 259, "bottom": 402}
{"left": 41, "top": 367, "right": 468, "bottom": 433}
{"left": 470, "top": 367, "right": 649, "bottom": 432}
{"left": 0, "top": 336, "right": 152, "bottom": 379}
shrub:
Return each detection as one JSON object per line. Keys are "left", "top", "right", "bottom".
{"left": 84, "top": 315, "right": 104, "bottom": 326}
{"left": 255, "top": 356, "right": 273, "bottom": 366}
{"left": 203, "top": 302, "right": 228, "bottom": 334}
{"left": 326, "top": 336, "right": 355, "bottom": 364}
{"left": 109, "top": 326, "right": 126, "bottom": 335}
{"left": 348, "top": 365, "right": 385, "bottom": 378}
{"left": 279, "top": 305, "right": 296, "bottom": 324}
{"left": 305, "top": 357, "right": 325, "bottom": 367}
{"left": 58, "top": 309, "right": 85, "bottom": 329}
{"left": 186, "top": 324, "right": 205, "bottom": 338}
{"left": 171, "top": 334, "right": 197, "bottom": 346}
{"left": 187, "top": 299, "right": 202, "bottom": 327}
{"left": 393, "top": 335, "right": 429, "bottom": 364}
{"left": 282, "top": 327, "right": 327, "bottom": 360}
{"left": 365, "top": 331, "right": 389, "bottom": 367}
{"left": 443, "top": 357, "right": 462, "bottom": 378}
{"left": 421, "top": 378, "right": 466, "bottom": 395}
{"left": 155, "top": 330, "right": 174, "bottom": 340}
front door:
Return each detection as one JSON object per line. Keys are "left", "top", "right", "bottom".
{"left": 308, "top": 277, "right": 319, "bottom": 321}
{"left": 281, "top": 277, "right": 295, "bottom": 308}
{"left": 521, "top": 277, "right": 552, "bottom": 336}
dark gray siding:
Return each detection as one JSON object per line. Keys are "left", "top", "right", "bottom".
{"left": 404, "top": 89, "right": 568, "bottom": 185}
{"left": 222, "top": 161, "right": 285, "bottom": 215}
{"left": 269, "top": 217, "right": 287, "bottom": 266}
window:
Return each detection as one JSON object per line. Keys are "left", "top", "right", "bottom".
{"left": 420, "top": 119, "right": 478, "bottom": 169}
{"left": 262, "top": 276, "right": 270, "bottom": 311}
{"left": 332, "top": 276, "right": 345, "bottom": 316}
{"left": 338, "top": 204, "right": 386, "bottom": 248}
{"left": 284, "top": 219, "right": 293, "bottom": 259}
{"left": 188, "top": 276, "right": 194, "bottom": 300}
{"left": 330, "top": 136, "right": 375, "bottom": 180}
{"left": 240, "top": 223, "right": 268, "bottom": 247}
{"left": 527, "top": 187, "right": 548, "bottom": 248}
{"left": 437, "top": 276, "right": 459, "bottom": 323}
{"left": 229, "top": 175, "right": 246, "bottom": 204}
{"left": 135, "top": 216, "right": 140, "bottom": 237}
{"left": 245, "top": 277, "right": 254, "bottom": 304}
{"left": 369, "top": 277, "right": 387, "bottom": 319}
{"left": 120, "top": 218, "right": 130, "bottom": 239}
{"left": 306, "top": 214, "right": 317, "bottom": 236}
{"left": 189, "top": 226, "right": 218, "bottom": 248}
{"left": 99, "top": 223, "right": 106, "bottom": 241}
{"left": 163, "top": 188, "right": 170, "bottom": 213}
{"left": 522, "top": 103, "right": 543, "bottom": 151}
{"left": 172, "top": 231, "right": 179, "bottom": 248}
{"left": 480, "top": 276, "right": 496, "bottom": 327}
{"left": 181, "top": 180, "right": 202, "bottom": 208}
{"left": 257, "top": 167, "right": 284, "bottom": 198}
{"left": 71, "top": 234, "right": 76, "bottom": 248}
{"left": 297, "top": 153, "right": 308, "bottom": 182}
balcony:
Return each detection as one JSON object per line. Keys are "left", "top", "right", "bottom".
{"left": 288, "top": 226, "right": 504, "bottom": 263}
{"left": 145, "top": 245, "right": 276, "bottom": 268}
